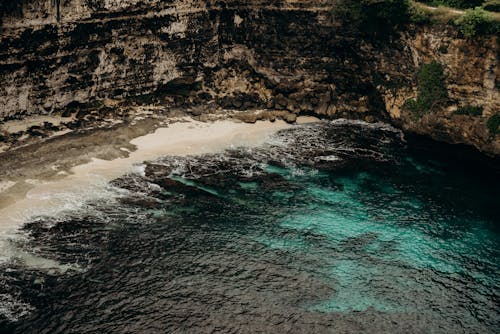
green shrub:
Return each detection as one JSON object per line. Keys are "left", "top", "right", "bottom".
{"left": 419, "top": 0, "right": 483, "bottom": 9}
{"left": 409, "top": 4, "right": 432, "bottom": 24}
{"left": 403, "top": 61, "right": 448, "bottom": 116}
{"left": 454, "top": 7, "right": 493, "bottom": 37}
{"left": 487, "top": 114, "right": 500, "bottom": 136}
{"left": 403, "top": 98, "right": 423, "bottom": 116}
{"left": 332, "top": 0, "right": 411, "bottom": 37}
{"left": 416, "top": 61, "right": 448, "bottom": 109}
{"left": 453, "top": 105, "right": 483, "bottom": 116}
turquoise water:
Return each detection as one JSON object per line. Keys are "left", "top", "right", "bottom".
{"left": 2, "top": 121, "right": 499, "bottom": 333}
{"left": 258, "top": 168, "right": 498, "bottom": 315}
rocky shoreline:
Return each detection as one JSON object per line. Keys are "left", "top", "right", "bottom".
{"left": 0, "top": 113, "right": 302, "bottom": 210}
{"left": 0, "top": 103, "right": 302, "bottom": 154}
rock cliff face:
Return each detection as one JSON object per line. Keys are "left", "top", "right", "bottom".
{"left": 0, "top": 0, "right": 219, "bottom": 119}
{"left": 371, "top": 28, "right": 500, "bottom": 155}
{"left": 0, "top": 0, "right": 498, "bottom": 155}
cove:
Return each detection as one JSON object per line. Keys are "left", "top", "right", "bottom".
{"left": 0, "top": 120, "right": 498, "bottom": 333}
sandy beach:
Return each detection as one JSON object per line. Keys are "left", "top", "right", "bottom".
{"left": 0, "top": 117, "right": 297, "bottom": 265}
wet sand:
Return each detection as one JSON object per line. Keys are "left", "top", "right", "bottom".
{"left": 0, "top": 117, "right": 299, "bottom": 264}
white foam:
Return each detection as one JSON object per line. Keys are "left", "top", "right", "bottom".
{"left": 0, "top": 119, "right": 291, "bottom": 268}
{"left": 316, "top": 155, "right": 341, "bottom": 162}
{"left": 0, "top": 293, "right": 34, "bottom": 322}
{"left": 133, "top": 163, "right": 147, "bottom": 177}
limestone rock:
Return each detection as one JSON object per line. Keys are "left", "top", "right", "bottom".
{"left": 0, "top": 0, "right": 498, "bottom": 155}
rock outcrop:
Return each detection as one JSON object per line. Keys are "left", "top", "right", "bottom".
{"left": 0, "top": 0, "right": 498, "bottom": 155}
{"left": 371, "top": 27, "right": 500, "bottom": 155}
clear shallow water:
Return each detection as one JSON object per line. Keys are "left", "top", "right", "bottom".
{"left": 0, "top": 121, "right": 499, "bottom": 333}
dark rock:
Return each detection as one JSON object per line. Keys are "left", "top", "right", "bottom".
{"left": 218, "top": 96, "right": 233, "bottom": 109}
{"left": 188, "top": 107, "right": 204, "bottom": 116}
{"left": 61, "top": 108, "right": 73, "bottom": 117}
{"left": 242, "top": 101, "right": 256, "bottom": 109}
{"left": 75, "top": 109, "right": 89, "bottom": 119}
{"left": 27, "top": 126, "right": 48, "bottom": 137}
{"left": 197, "top": 92, "right": 212, "bottom": 101}
{"left": 231, "top": 98, "right": 243, "bottom": 109}
{"left": 65, "top": 119, "right": 84, "bottom": 129}
{"left": 173, "top": 96, "right": 185, "bottom": 106}
{"left": 43, "top": 122, "right": 60, "bottom": 131}
{"left": 274, "top": 95, "right": 288, "bottom": 109}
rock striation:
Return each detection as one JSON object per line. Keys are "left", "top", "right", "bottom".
{"left": 0, "top": 0, "right": 498, "bottom": 155}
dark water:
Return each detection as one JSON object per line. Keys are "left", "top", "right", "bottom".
{"left": 1, "top": 121, "right": 499, "bottom": 333}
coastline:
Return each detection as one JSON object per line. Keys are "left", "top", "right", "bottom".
{"left": 0, "top": 116, "right": 306, "bottom": 266}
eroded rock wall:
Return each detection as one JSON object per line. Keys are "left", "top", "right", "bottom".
{"left": 0, "top": 0, "right": 377, "bottom": 122}
{"left": 371, "top": 28, "right": 499, "bottom": 155}
{"left": 0, "top": 0, "right": 498, "bottom": 154}
{"left": 0, "top": 0, "right": 218, "bottom": 119}
{"left": 211, "top": 1, "right": 383, "bottom": 119}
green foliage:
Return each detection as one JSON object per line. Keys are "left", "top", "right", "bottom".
{"left": 454, "top": 7, "right": 494, "bottom": 37}
{"left": 453, "top": 105, "right": 483, "bottom": 116}
{"left": 416, "top": 61, "right": 448, "bottom": 109}
{"left": 403, "top": 98, "right": 423, "bottom": 116}
{"left": 409, "top": 3, "right": 432, "bottom": 24}
{"left": 419, "top": 0, "right": 484, "bottom": 9}
{"left": 332, "top": 0, "right": 411, "bottom": 37}
{"left": 403, "top": 61, "right": 448, "bottom": 116}
{"left": 487, "top": 114, "right": 500, "bottom": 135}
{"left": 483, "top": 0, "right": 500, "bottom": 12}
{"left": 333, "top": 1, "right": 500, "bottom": 35}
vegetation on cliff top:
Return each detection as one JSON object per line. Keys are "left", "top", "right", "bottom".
{"left": 419, "top": 0, "right": 484, "bottom": 9}
{"left": 332, "top": 1, "right": 499, "bottom": 38}
{"left": 411, "top": 1, "right": 500, "bottom": 36}
{"left": 454, "top": 7, "right": 497, "bottom": 36}
{"left": 420, "top": 0, "right": 500, "bottom": 11}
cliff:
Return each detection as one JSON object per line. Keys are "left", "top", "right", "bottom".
{"left": 372, "top": 28, "right": 500, "bottom": 155}
{"left": 0, "top": 0, "right": 499, "bottom": 155}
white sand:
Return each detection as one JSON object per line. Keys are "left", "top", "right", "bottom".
{"left": 0, "top": 181, "right": 16, "bottom": 193}
{"left": 0, "top": 118, "right": 292, "bottom": 266}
